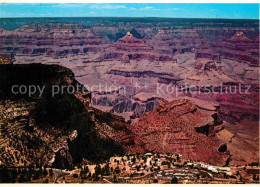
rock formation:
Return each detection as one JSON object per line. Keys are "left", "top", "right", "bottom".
{"left": 129, "top": 98, "right": 259, "bottom": 166}
{"left": 0, "top": 19, "right": 258, "bottom": 162}
{"left": 0, "top": 64, "right": 144, "bottom": 167}
{"left": 195, "top": 59, "right": 217, "bottom": 71}
{"left": 102, "top": 31, "right": 175, "bottom": 62}
{"left": 195, "top": 45, "right": 220, "bottom": 61}
{"left": 147, "top": 29, "right": 202, "bottom": 55}
{"left": 0, "top": 23, "right": 109, "bottom": 59}
{"left": 0, "top": 57, "right": 13, "bottom": 64}
{"left": 219, "top": 31, "right": 259, "bottom": 67}
{"left": 0, "top": 63, "right": 258, "bottom": 167}
{"left": 146, "top": 30, "right": 176, "bottom": 55}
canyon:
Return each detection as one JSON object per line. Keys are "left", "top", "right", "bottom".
{"left": 0, "top": 17, "right": 259, "bottom": 168}
{"left": 0, "top": 64, "right": 258, "bottom": 168}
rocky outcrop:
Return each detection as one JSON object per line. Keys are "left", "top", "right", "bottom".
{"left": 102, "top": 32, "right": 175, "bottom": 62}
{"left": 91, "top": 93, "right": 168, "bottom": 121}
{"left": 108, "top": 69, "right": 172, "bottom": 78}
{"left": 195, "top": 45, "right": 220, "bottom": 61}
{"left": 219, "top": 31, "right": 259, "bottom": 67}
{"left": 113, "top": 32, "right": 153, "bottom": 52}
{"left": 129, "top": 98, "right": 258, "bottom": 166}
{"left": 0, "top": 64, "right": 144, "bottom": 167}
{"left": 230, "top": 31, "right": 250, "bottom": 41}
{"left": 121, "top": 55, "right": 130, "bottom": 63}
{"left": 216, "top": 92, "right": 259, "bottom": 124}
{"left": 129, "top": 99, "right": 226, "bottom": 165}
{"left": 147, "top": 30, "right": 177, "bottom": 55}
{"left": 217, "top": 121, "right": 259, "bottom": 166}
{"left": 112, "top": 97, "right": 168, "bottom": 119}
{"left": 195, "top": 59, "right": 218, "bottom": 71}
{"left": 108, "top": 69, "right": 181, "bottom": 84}
{"left": 0, "top": 57, "right": 13, "bottom": 64}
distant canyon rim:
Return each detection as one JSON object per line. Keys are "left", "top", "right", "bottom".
{"left": 0, "top": 18, "right": 258, "bottom": 125}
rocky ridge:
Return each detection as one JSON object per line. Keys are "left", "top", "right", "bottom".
{"left": 0, "top": 64, "right": 144, "bottom": 167}
{"left": 129, "top": 98, "right": 259, "bottom": 166}
{"left": 0, "top": 23, "right": 109, "bottom": 60}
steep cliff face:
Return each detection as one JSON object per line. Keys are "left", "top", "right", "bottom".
{"left": 129, "top": 98, "right": 225, "bottom": 165}
{"left": 195, "top": 45, "right": 220, "bottom": 61}
{"left": 129, "top": 98, "right": 259, "bottom": 166}
{"left": 0, "top": 64, "right": 144, "bottom": 168}
{"left": 216, "top": 91, "right": 259, "bottom": 124}
{"left": 92, "top": 93, "right": 168, "bottom": 120}
{"left": 0, "top": 23, "right": 109, "bottom": 58}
